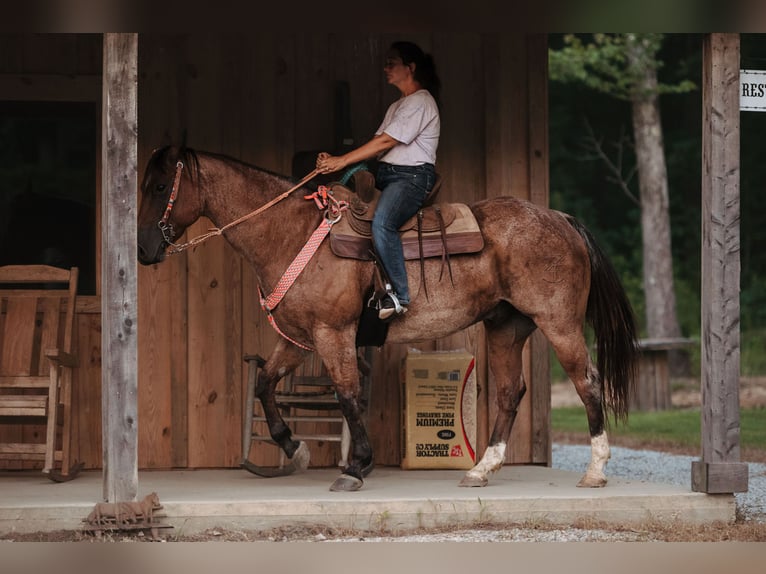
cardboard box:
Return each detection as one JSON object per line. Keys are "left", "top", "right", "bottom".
{"left": 400, "top": 350, "right": 477, "bottom": 470}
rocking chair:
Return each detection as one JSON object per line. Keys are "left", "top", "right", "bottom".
{"left": 0, "top": 265, "right": 83, "bottom": 481}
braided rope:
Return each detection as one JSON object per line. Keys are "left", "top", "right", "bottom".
{"left": 264, "top": 311, "right": 314, "bottom": 351}
{"left": 261, "top": 217, "right": 334, "bottom": 310}
{"left": 258, "top": 188, "right": 347, "bottom": 350}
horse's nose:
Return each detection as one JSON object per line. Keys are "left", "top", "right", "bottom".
{"left": 137, "top": 243, "right": 155, "bottom": 265}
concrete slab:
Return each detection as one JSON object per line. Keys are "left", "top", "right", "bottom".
{"left": 0, "top": 466, "right": 735, "bottom": 536}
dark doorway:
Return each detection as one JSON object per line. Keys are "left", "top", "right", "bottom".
{"left": 0, "top": 101, "right": 97, "bottom": 294}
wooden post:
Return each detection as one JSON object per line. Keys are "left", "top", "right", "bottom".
{"left": 101, "top": 33, "right": 139, "bottom": 502}
{"left": 692, "top": 33, "right": 748, "bottom": 494}
{"left": 527, "top": 33, "right": 551, "bottom": 465}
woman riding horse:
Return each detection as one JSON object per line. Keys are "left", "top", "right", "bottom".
{"left": 137, "top": 145, "right": 638, "bottom": 492}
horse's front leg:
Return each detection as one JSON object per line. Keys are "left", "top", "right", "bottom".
{"left": 313, "top": 327, "right": 372, "bottom": 492}
{"left": 254, "top": 340, "right": 311, "bottom": 470}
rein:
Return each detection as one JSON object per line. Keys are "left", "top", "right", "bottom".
{"left": 159, "top": 163, "right": 321, "bottom": 254}
{"left": 157, "top": 159, "right": 348, "bottom": 351}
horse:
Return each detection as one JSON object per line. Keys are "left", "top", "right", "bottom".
{"left": 137, "top": 145, "right": 639, "bottom": 492}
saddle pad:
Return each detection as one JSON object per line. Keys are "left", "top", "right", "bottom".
{"left": 330, "top": 202, "right": 484, "bottom": 261}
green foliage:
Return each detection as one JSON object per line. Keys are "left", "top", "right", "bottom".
{"left": 549, "top": 33, "right": 766, "bottom": 375}
{"left": 549, "top": 34, "right": 696, "bottom": 102}
{"left": 552, "top": 406, "right": 766, "bottom": 452}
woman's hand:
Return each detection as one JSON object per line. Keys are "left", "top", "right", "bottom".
{"left": 316, "top": 134, "right": 396, "bottom": 174}
{"left": 316, "top": 152, "right": 347, "bottom": 174}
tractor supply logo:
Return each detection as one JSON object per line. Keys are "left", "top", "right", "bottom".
{"left": 450, "top": 445, "right": 464, "bottom": 457}
{"left": 415, "top": 443, "right": 449, "bottom": 457}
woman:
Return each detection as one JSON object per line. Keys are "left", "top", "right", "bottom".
{"left": 316, "top": 41, "right": 441, "bottom": 321}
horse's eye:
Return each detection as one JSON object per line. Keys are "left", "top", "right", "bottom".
{"left": 154, "top": 183, "right": 167, "bottom": 195}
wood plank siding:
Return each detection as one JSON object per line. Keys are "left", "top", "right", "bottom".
{"left": 0, "top": 33, "right": 550, "bottom": 471}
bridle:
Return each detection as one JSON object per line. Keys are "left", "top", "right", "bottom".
{"left": 152, "top": 154, "right": 348, "bottom": 351}
{"left": 155, "top": 158, "right": 320, "bottom": 255}
{"left": 157, "top": 160, "right": 184, "bottom": 246}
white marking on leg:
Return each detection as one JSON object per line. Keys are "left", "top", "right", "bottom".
{"left": 590, "top": 431, "right": 610, "bottom": 472}
{"left": 291, "top": 440, "right": 310, "bottom": 472}
{"left": 464, "top": 442, "right": 507, "bottom": 482}
{"left": 578, "top": 431, "right": 610, "bottom": 487}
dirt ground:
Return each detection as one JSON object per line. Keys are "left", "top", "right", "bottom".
{"left": 3, "top": 377, "right": 765, "bottom": 542}
{"left": 4, "top": 519, "right": 765, "bottom": 543}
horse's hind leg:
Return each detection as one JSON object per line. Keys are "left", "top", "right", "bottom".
{"left": 460, "top": 312, "right": 535, "bottom": 487}
{"left": 254, "top": 340, "right": 312, "bottom": 470}
{"left": 545, "top": 327, "right": 610, "bottom": 487}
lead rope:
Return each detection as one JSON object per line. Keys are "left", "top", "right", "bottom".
{"left": 258, "top": 186, "right": 348, "bottom": 351}
{"left": 160, "top": 162, "right": 347, "bottom": 351}
{"left": 165, "top": 168, "right": 321, "bottom": 255}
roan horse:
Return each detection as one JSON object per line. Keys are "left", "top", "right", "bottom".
{"left": 137, "top": 146, "right": 639, "bottom": 492}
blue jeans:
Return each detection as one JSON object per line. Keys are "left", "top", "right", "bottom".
{"left": 373, "top": 163, "right": 436, "bottom": 306}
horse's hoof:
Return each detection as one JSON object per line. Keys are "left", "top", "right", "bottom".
{"left": 577, "top": 473, "right": 607, "bottom": 488}
{"left": 329, "top": 474, "right": 364, "bottom": 492}
{"left": 458, "top": 473, "right": 488, "bottom": 487}
{"left": 291, "top": 441, "right": 310, "bottom": 472}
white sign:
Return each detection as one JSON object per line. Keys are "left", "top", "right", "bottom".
{"left": 740, "top": 69, "right": 766, "bottom": 112}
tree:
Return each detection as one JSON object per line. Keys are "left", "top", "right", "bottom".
{"left": 549, "top": 33, "right": 695, "bottom": 375}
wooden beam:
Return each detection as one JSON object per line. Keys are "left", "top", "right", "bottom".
{"left": 692, "top": 33, "right": 748, "bottom": 494}
{"left": 101, "top": 33, "right": 139, "bottom": 502}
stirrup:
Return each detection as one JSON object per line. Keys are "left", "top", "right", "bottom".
{"left": 382, "top": 284, "right": 405, "bottom": 314}
{"left": 385, "top": 292, "right": 405, "bottom": 314}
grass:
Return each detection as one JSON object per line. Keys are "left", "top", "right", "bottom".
{"left": 552, "top": 406, "right": 766, "bottom": 454}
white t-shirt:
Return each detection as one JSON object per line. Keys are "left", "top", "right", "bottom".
{"left": 375, "top": 89, "right": 440, "bottom": 166}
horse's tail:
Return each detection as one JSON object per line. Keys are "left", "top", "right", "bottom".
{"left": 565, "top": 215, "right": 639, "bottom": 422}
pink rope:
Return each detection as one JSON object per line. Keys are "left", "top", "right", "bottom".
{"left": 261, "top": 218, "right": 333, "bottom": 311}
{"left": 264, "top": 310, "right": 314, "bottom": 351}
{"left": 259, "top": 188, "right": 347, "bottom": 350}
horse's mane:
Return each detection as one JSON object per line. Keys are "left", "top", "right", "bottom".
{"left": 150, "top": 145, "right": 299, "bottom": 188}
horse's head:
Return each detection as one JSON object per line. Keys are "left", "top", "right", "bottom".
{"left": 137, "top": 146, "right": 203, "bottom": 265}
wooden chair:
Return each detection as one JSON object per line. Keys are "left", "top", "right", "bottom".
{"left": 0, "top": 265, "right": 83, "bottom": 481}
{"left": 241, "top": 348, "right": 372, "bottom": 476}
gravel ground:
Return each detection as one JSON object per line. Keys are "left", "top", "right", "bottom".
{"left": 552, "top": 443, "right": 766, "bottom": 523}
{"left": 326, "top": 443, "right": 766, "bottom": 542}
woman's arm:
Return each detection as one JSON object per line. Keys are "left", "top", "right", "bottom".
{"left": 316, "top": 132, "right": 398, "bottom": 174}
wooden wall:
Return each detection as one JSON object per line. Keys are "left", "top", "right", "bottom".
{"left": 0, "top": 33, "right": 549, "bottom": 471}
